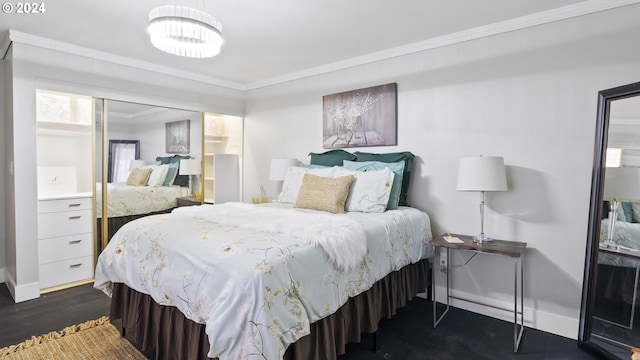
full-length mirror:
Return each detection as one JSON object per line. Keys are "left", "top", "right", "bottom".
{"left": 580, "top": 82, "right": 640, "bottom": 358}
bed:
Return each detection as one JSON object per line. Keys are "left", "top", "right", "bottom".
{"left": 95, "top": 150, "right": 432, "bottom": 359}
{"left": 95, "top": 202, "right": 431, "bottom": 359}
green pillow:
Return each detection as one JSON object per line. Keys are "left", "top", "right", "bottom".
{"left": 162, "top": 162, "right": 180, "bottom": 186}
{"left": 156, "top": 155, "right": 191, "bottom": 187}
{"left": 343, "top": 160, "right": 404, "bottom": 210}
{"left": 309, "top": 149, "right": 356, "bottom": 167}
{"left": 622, "top": 202, "right": 634, "bottom": 222}
{"left": 353, "top": 151, "right": 415, "bottom": 206}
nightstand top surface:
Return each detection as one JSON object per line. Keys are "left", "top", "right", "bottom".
{"left": 430, "top": 233, "right": 526, "bottom": 258}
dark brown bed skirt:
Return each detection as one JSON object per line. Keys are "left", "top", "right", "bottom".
{"left": 110, "top": 258, "right": 430, "bottom": 360}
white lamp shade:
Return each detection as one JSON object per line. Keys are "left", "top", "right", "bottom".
{"left": 604, "top": 166, "right": 640, "bottom": 201}
{"left": 457, "top": 156, "right": 508, "bottom": 192}
{"left": 270, "top": 158, "right": 298, "bottom": 181}
{"left": 179, "top": 159, "right": 201, "bottom": 175}
{"left": 129, "top": 159, "right": 146, "bottom": 171}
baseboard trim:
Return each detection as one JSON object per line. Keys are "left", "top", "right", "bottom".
{"left": 434, "top": 286, "right": 578, "bottom": 340}
{"left": 0, "top": 267, "right": 5, "bottom": 284}
{"left": 4, "top": 271, "right": 40, "bottom": 303}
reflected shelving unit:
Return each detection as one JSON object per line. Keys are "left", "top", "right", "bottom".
{"left": 203, "top": 113, "right": 243, "bottom": 204}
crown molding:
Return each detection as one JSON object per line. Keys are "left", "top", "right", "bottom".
{"left": 0, "top": 30, "right": 11, "bottom": 59}
{"left": 7, "top": 30, "right": 247, "bottom": 91}
{"left": 5, "top": 0, "right": 640, "bottom": 91}
{"left": 245, "top": 0, "right": 640, "bottom": 90}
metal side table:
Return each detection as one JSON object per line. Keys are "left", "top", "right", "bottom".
{"left": 430, "top": 233, "right": 526, "bottom": 352}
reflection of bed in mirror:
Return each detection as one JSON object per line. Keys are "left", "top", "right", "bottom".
{"left": 96, "top": 182, "right": 190, "bottom": 250}
{"left": 96, "top": 156, "right": 193, "bottom": 250}
{"left": 595, "top": 214, "right": 640, "bottom": 337}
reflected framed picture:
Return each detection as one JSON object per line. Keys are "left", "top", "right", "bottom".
{"left": 166, "top": 120, "right": 190, "bottom": 154}
{"left": 322, "top": 83, "right": 397, "bottom": 149}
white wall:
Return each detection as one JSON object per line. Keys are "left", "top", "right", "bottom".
{"left": 243, "top": 5, "right": 640, "bottom": 339}
{"left": 0, "top": 57, "right": 5, "bottom": 283}
{"left": 3, "top": 42, "right": 244, "bottom": 301}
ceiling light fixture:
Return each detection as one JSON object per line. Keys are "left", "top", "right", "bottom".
{"left": 148, "top": 5, "right": 223, "bottom": 58}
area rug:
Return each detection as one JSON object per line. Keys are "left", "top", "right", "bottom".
{"left": 0, "top": 316, "right": 147, "bottom": 360}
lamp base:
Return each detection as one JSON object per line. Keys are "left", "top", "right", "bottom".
{"left": 473, "top": 234, "right": 492, "bottom": 243}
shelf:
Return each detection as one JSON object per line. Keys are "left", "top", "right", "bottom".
{"left": 37, "top": 121, "right": 91, "bottom": 136}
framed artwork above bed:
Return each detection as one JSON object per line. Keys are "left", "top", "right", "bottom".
{"left": 166, "top": 119, "right": 190, "bottom": 154}
{"left": 322, "top": 83, "right": 397, "bottom": 149}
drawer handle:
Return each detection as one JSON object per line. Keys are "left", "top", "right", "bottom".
{"left": 68, "top": 203, "right": 81, "bottom": 207}
{"left": 69, "top": 263, "right": 82, "bottom": 268}
{"left": 68, "top": 216, "right": 82, "bottom": 220}
{"left": 69, "top": 240, "right": 82, "bottom": 244}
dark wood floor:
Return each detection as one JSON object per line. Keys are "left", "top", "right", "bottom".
{"left": 0, "top": 283, "right": 110, "bottom": 348}
{"left": 0, "top": 282, "right": 604, "bottom": 359}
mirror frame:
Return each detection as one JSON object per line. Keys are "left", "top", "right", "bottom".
{"left": 107, "top": 140, "right": 140, "bottom": 183}
{"left": 579, "top": 81, "right": 640, "bottom": 357}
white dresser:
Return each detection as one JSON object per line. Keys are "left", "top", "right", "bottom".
{"left": 37, "top": 194, "right": 94, "bottom": 292}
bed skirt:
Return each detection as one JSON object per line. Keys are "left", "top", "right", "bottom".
{"left": 110, "top": 258, "right": 430, "bottom": 360}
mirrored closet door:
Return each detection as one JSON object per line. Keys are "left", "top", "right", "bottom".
{"left": 94, "top": 99, "right": 203, "bottom": 252}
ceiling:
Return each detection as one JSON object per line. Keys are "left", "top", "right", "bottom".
{"left": 0, "top": 0, "right": 615, "bottom": 88}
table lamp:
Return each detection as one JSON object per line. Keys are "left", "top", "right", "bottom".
{"left": 179, "top": 158, "right": 201, "bottom": 196}
{"left": 457, "top": 156, "right": 508, "bottom": 243}
{"left": 603, "top": 166, "right": 640, "bottom": 246}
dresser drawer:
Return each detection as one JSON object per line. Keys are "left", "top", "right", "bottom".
{"left": 39, "top": 256, "right": 94, "bottom": 290}
{"left": 38, "top": 197, "right": 93, "bottom": 214}
{"left": 39, "top": 233, "right": 93, "bottom": 264}
{"left": 38, "top": 210, "right": 92, "bottom": 239}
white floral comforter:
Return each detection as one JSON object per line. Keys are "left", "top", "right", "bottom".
{"left": 94, "top": 203, "right": 432, "bottom": 360}
{"left": 95, "top": 182, "right": 190, "bottom": 217}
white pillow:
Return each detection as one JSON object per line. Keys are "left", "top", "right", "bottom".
{"left": 277, "top": 166, "right": 336, "bottom": 203}
{"left": 342, "top": 168, "right": 395, "bottom": 213}
{"left": 144, "top": 164, "right": 170, "bottom": 187}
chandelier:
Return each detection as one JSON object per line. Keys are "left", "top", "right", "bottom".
{"left": 148, "top": 6, "right": 223, "bottom": 58}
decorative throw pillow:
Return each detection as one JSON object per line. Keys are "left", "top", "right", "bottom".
{"left": 162, "top": 162, "right": 180, "bottom": 186}
{"left": 353, "top": 151, "right": 415, "bottom": 206}
{"left": 622, "top": 202, "right": 634, "bottom": 223}
{"left": 278, "top": 166, "right": 336, "bottom": 203}
{"left": 145, "top": 164, "right": 170, "bottom": 187}
{"left": 293, "top": 174, "right": 355, "bottom": 214}
{"left": 631, "top": 202, "right": 640, "bottom": 223}
{"left": 309, "top": 149, "right": 356, "bottom": 167}
{"left": 127, "top": 168, "right": 152, "bottom": 186}
{"left": 343, "top": 160, "right": 405, "bottom": 210}
{"left": 342, "top": 168, "right": 395, "bottom": 213}
{"left": 156, "top": 155, "right": 191, "bottom": 187}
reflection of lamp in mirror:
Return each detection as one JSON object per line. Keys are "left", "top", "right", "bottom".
{"left": 457, "top": 156, "right": 508, "bottom": 243}
{"left": 603, "top": 166, "right": 640, "bottom": 247}
{"left": 179, "top": 159, "right": 201, "bottom": 196}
